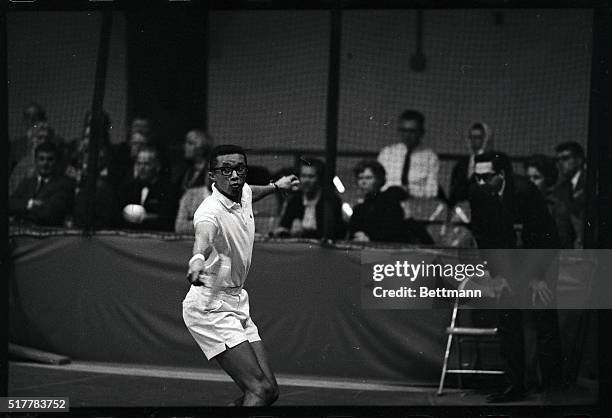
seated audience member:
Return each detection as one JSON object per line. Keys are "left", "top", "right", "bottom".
{"left": 130, "top": 115, "right": 153, "bottom": 139}
{"left": 172, "top": 129, "right": 214, "bottom": 195}
{"left": 449, "top": 122, "right": 492, "bottom": 207}
{"left": 9, "top": 122, "right": 61, "bottom": 196}
{"left": 108, "top": 115, "right": 154, "bottom": 187}
{"left": 377, "top": 109, "right": 440, "bottom": 198}
{"left": 174, "top": 186, "right": 211, "bottom": 234}
{"left": 524, "top": 154, "right": 558, "bottom": 212}
{"left": 272, "top": 158, "right": 345, "bottom": 239}
{"left": 349, "top": 160, "right": 433, "bottom": 244}
{"left": 552, "top": 141, "right": 586, "bottom": 249}
{"left": 9, "top": 142, "right": 75, "bottom": 227}
{"left": 71, "top": 145, "right": 115, "bottom": 229}
{"left": 10, "top": 102, "right": 47, "bottom": 173}
{"left": 115, "top": 145, "right": 179, "bottom": 231}
{"left": 65, "top": 110, "right": 112, "bottom": 182}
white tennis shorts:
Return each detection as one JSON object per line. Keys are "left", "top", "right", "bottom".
{"left": 182, "top": 285, "right": 261, "bottom": 360}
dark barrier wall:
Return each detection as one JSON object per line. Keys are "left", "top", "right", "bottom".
{"left": 9, "top": 234, "right": 599, "bottom": 384}
{"left": 9, "top": 235, "right": 451, "bottom": 384}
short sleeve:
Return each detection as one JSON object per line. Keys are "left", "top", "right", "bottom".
{"left": 192, "top": 199, "right": 217, "bottom": 229}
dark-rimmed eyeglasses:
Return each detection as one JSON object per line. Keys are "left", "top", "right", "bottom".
{"left": 212, "top": 164, "right": 248, "bottom": 177}
{"left": 473, "top": 172, "right": 497, "bottom": 182}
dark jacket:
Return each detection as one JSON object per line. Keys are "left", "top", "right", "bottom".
{"left": 280, "top": 191, "right": 345, "bottom": 239}
{"left": 349, "top": 187, "right": 433, "bottom": 244}
{"left": 73, "top": 175, "right": 115, "bottom": 229}
{"left": 9, "top": 174, "right": 75, "bottom": 226}
{"left": 469, "top": 175, "right": 560, "bottom": 285}
{"left": 449, "top": 156, "right": 474, "bottom": 207}
{"left": 115, "top": 177, "right": 179, "bottom": 231}
{"left": 551, "top": 170, "right": 586, "bottom": 248}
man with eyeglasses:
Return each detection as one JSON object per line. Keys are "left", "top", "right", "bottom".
{"left": 183, "top": 144, "right": 299, "bottom": 406}
{"left": 377, "top": 109, "right": 440, "bottom": 199}
{"left": 552, "top": 141, "right": 586, "bottom": 249}
{"left": 469, "top": 151, "right": 562, "bottom": 403}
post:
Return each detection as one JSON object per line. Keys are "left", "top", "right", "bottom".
{"left": 322, "top": 4, "right": 342, "bottom": 242}
{"left": 83, "top": 11, "right": 113, "bottom": 235}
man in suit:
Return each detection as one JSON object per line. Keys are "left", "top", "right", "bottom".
{"left": 115, "top": 145, "right": 179, "bottom": 231}
{"left": 469, "top": 151, "right": 562, "bottom": 403}
{"left": 552, "top": 141, "right": 586, "bottom": 249}
{"left": 9, "top": 141, "right": 75, "bottom": 227}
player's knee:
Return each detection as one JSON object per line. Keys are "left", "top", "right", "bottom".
{"left": 246, "top": 374, "right": 276, "bottom": 404}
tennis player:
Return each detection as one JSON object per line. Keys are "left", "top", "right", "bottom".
{"left": 183, "top": 144, "right": 299, "bottom": 406}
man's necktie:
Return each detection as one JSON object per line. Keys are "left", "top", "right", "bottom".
{"left": 401, "top": 148, "right": 412, "bottom": 186}
{"left": 34, "top": 177, "right": 44, "bottom": 197}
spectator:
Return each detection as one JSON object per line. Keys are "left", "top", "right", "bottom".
{"left": 174, "top": 186, "right": 211, "bottom": 234}
{"left": 9, "top": 142, "right": 75, "bottom": 227}
{"left": 552, "top": 141, "right": 586, "bottom": 249}
{"left": 115, "top": 145, "right": 179, "bottom": 231}
{"left": 9, "top": 122, "right": 59, "bottom": 195}
{"left": 130, "top": 115, "right": 153, "bottom": 139}
{"left": 449, "top": 122, "right": 492, "bottom": 207}
{"left": 377, "top": 109, "right": 440, "bottom": 198}
{"left": 172, "top": 129, "right": 214, "bottom": 195}
{"left": 349, "top": 160, "right": 432, "bottom": 244}
{"left": 272, "top": 158, "right": 344, "bottom": 239}
{"left": 468, "top": 151, "right": 562, "bottom": 402}
{"left": 107, "top": 115, "right": 155, "bottom": 187}
{"left": 65, "top": 110, "right": 112, "bottom": 182}
{"left": 10, "top": 102, "right": 47, "bottom": 172}
{"left": 524, "top": 154, "right": 558, "bottom": 213}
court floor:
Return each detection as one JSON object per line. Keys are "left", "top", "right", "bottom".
{"left": 8, "top": 360, "right": 599, "bottom": 408}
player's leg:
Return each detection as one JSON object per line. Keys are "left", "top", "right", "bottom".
{"left": 215, "top": 341, "right": 277, "bottom": 406}
{"left": 250, "top": 340, "right": 279, "bottom": 403}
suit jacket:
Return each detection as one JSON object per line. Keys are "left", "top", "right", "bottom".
{"left": 551, "top": 170, "right": 586, "bottom": 248}
{"left": 280, "top": 191, "right": 346, "bottom": 239}
{"left": 9, "top": 174, "right": 76, "bottom": 226}
{"left": 449, "top": 155, "right": 474, "bottom": 206}
{"left": 72, "top": 176, "right": 115, "bottom": 229}
{"left": 469, "top": 175, "right": 560, "bottom": 287}
{"left": 115, "top": 177, "right": 179, "bottom": 231}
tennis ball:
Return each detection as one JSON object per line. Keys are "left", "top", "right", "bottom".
{"left": 123, "top": 204, "right": 146, "bottom": 223}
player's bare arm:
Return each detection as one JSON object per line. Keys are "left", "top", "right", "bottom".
{"left": 186, "top": 221, "right": 218, "bottom": 286}
{"left": 250, "top": 174, "right": 300, "bottom": 202}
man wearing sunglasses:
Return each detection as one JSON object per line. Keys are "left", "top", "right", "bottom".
{"left": 183, "top": 144, "right": 299, "bottom": 406}
{"left": 469, "top": 151, "right": 562, "bottom": 403}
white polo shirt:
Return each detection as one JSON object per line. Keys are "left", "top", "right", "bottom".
{"left": 192, "top": 183, "right": 255, "bottom": 289}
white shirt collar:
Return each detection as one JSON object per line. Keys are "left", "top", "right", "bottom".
{"left": 212, "top": 183, "right": 245, "bottom": 209}
{"left": 497, "top": 177, "right": 506, "bottom": 198}
{"left": 571, "top": 169, "right": 582, "bottom": 190}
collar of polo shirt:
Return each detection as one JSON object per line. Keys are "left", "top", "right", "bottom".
{"left": 212, "top": 183, "right": 247, "bottom": 209}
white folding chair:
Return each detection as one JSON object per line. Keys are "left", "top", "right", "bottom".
{"left": 437, "top": 275, "right": 503, "bottom": 395}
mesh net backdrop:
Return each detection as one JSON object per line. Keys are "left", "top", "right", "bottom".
{"left": 207, "top": 9, "right": 592, "bottom": 214}
{"left": 336, "top": 9, "right": 592, "bottom": 203}
{"left": 7, "top": 12, "right": 128, "bottom": 146}
{"left": 7, "top": 9, "right": 594, "bottom": 231}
